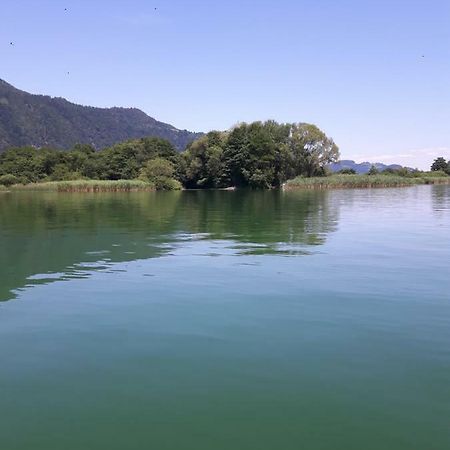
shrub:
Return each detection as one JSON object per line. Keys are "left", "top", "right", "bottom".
{"left": 338, "top": 168, "right": 356, "bottom": 174}
{"left": 139, "top": 158, "right": 181, "bottom": 190}
{"left": 368, "top": 165, "right": 379, "bottom": 175}
{"left": 0, "top": 174, "right": 20, "bottom": 186}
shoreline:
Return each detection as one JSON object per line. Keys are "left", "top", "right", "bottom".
{"left": 283, "top": 174, "right": 450, "bottom": 190}
{"left": 3, "top": 180, "right": 156, "bottom": 193}
{"left": 2, "top": 175, "right": 450, "bottom": 193}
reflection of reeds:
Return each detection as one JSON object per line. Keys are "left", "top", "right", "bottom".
{"left": 9, "top": 180, "right": 155, "bottom": 192}
{"left": 285, "top": 174, "right": 450, "bottom": 190}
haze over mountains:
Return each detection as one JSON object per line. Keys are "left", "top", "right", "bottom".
{"left": 328, "top": 160, "right": 407, "bottom": 174}
{"left": 0, "top": 79, "right": 202, "bottom": 152}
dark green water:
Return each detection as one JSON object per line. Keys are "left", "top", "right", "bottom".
{"left": 1, "top": 186, "right": 449, "bottom": 450}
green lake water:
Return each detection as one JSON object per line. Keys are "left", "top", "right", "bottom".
{"left": 0, "top": 186, "right": 449, "bottom": 449}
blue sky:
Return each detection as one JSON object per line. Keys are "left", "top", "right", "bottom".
{"left": 2, "top": 0, "right": 449, "bottom": 168}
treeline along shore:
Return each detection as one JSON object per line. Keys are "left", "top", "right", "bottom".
{"left": 1, "top": 121, "right": 449, "bottom": 191}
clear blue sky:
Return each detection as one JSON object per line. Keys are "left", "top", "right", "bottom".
{"left": 2, "top": 0, "right": 449, "bottom": 168}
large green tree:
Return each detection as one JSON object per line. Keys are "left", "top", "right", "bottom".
{"left": 180, "top": 131, "right": 228, "bottom": 188}
{"left": 431, "top": 157, "right": 449, "bottom": 173}
{"left": 182, "top": 121, "right": 339, "bottom": 188}
{"left": 289, "top": 123, "right": 339, "bottom": 177}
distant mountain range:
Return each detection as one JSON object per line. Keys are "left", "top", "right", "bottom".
{"left": 328, "top": 160, "right": 407, "bottom": 174}
{"left": 0, "top": 79, "right": 202, "bottom": 152}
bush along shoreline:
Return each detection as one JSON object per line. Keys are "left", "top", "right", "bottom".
{"left": 0, "top": 121, "right": 449, "bottom": 191}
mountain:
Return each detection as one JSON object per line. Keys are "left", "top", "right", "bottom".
{"left": 329, "top": 159, "right": 406, "bottom": 174}
{"left": 0, "top": 79, "right": 202, "bottom": 152}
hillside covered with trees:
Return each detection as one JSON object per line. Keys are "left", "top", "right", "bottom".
{"left": 0, "top": 79, "right": 202, "bottom": 152}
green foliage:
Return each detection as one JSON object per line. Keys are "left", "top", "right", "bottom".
{"left": 423, "top": 170, "right": 448, "bottom": 177}
{"left": 0, "top": 121, "right": 341, "bottom": 190}
{"left": 338, "top": 168, "right": 356, "bottom": 174}
{"left": 139, "top": 157, "right": 181, "bottom": 190}
{"left": 181, "top": 132, "right": 229, "bottom": 188}
{"left": 0, "top": 79, "right": 202, "bottom": 152}
{"left": 431, "top": 157, "right": 449, "bottom": 173}
{"left": 10, "top": 180, "right": 153, "bottom": 192}
{"left": 368, "top": 165, "right": 379, "bottom": 175}
{"left": 182, "top": 121, "right": 339, "bottom": 189}
{"left": 0, "top": 137, "right": 182, "bottom": 190}
{"left": 289, "top": 123, "right": 339, "bottom": 177}
{"left": 286, "top": 174, "right": 450, "bottom": 189}
{"left": 0, "top": 174, "right": 20, "bottom": 186}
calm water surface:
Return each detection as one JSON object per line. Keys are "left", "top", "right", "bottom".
{"left": 1, "top": 186, "right": 449, "bottom": 449}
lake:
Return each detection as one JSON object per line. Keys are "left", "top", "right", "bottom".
{"left": 1, "top": 186, "right": 449, "bottom": 450}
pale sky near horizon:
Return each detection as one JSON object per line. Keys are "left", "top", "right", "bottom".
{"left": 1, "top": 0, "right": 449, "bottom": 169}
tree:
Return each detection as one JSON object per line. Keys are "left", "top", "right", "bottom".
{"left": 181, "top": 132, "right": 228, "bottom": 188}
{"left": 139, "top": 158, "right": 181, "bottom": 190}
{"left": 338, "top": 168, "right": 356, "bottom": 174}
{"left": 223, "top": 121, "right": 291, "bottom": 188}
{"left": 183, "top": 121, "right": 339, "bottom": 188}
{"left": 72, "top": 143, "right": 96, "bottom": 155}
{"left": 431, "top": 157, "right": 449, "bottom": 172}
{"left": 0, "top": 122, "right": 341, "bottom": 189}
{"left": 0, "top": 174, "right": 20, "bottom": 186}
{"left": 368, "top": 165, "right": 379, "bottom": 175}
{"left": 289, "top": 123, "right": 340, "bottom": 177}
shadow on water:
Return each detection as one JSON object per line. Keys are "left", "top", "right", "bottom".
{"left": 0, "top": 189, "right": 339, "bottom": 302}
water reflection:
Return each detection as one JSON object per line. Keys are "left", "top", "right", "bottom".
{"left": 0, "top": 190, "right": 339, "bottom": 302}
{"left": 432, "top": 184, "right": 450, "bottom": 213}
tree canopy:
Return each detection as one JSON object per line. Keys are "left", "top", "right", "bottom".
{"left": 431, "top": 157, "right": 450, "bottom": 174}
{"left": 0, "top": 121, "right": 341, "bottom": 189}
{"left": 181, "top": 121, "right": 339, "bottom": 189}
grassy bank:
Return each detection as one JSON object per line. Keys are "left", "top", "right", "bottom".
{"left": 284, "top": 174, "right": 450, "bottom": 190}
{"left": 3, "top": 174, "right": 450, "bottom": 192}
{"left": 7, "top": 180, "right": 155, "bottom": 192}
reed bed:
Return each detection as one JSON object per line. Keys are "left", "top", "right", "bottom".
{"left": 10, "top": 180, "right": 155, "bottom": 192}
{"left": 284, "top": 174, "right": 450, "bottom": 190}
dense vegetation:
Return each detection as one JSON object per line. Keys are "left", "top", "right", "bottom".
{"left": 180, "top": 121, "right": 339, "bottom": 188}
{"left": 1, "top": 119, "right": 448, "bottom": 191}
{"left": 0, "top": 121, "right": 339, "bottom": 190}
{"left": 286, "top": 158, "right": 450, "bottom": 189}
{"left": 430, "top": 157, "right": 450, "bottom": 175}
{"left": 0, "top": 137, "right": 182, "bottom": 190}
{"left": 0, "top": 79, "right": 202, "bottom": 152}
{"left": 285, "top": 172, "right": 450, "bottom": 190}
